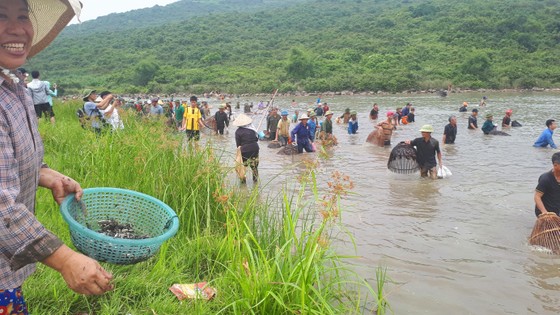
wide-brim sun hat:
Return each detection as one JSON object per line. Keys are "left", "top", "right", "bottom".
{"left": 485, "top": 113, "right": 493, "bottom": 119}
{"left": 299, "top": 114, "right": 309, "bottom": 120}
{"left": 419, "top": 125, "right": 434, "bottom": 133}
{"left": 281, "top": 110, "right": 288, "bottom": 116}
{"left": 28, "top": 0, "right": 82, "bottom": 58}
{"left": 219, "top": 104, "right": 226, "bottom": 109}
{"left": 325, "top": 111, "right": 334, "bottom": 116}
{"left": 350, "top": 110, "right": 357, "bottom": 115}
{"left": 232, "top": 114, "right": 253, "bottom": 127}
{"left": 82, "top": 89, "right": 96, "bottom": 101}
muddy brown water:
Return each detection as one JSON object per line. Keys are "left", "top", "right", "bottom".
{"left": 198, "top": 92, "right": 560, "bottom": 314}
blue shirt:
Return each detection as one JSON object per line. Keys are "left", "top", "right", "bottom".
{"left": 308, "top": 120, "right": 317, "bottom": 141}
{"left": 291, "top": 122, "right": 311, "bottom": 143}
{"left": 348, "top": 119, "right": 359, "bottom": 134}
{"left": 534, "top": 128, "right": 557, "bottom": 149}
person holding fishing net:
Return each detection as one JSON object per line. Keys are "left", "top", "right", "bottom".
{"left": 405, "top": 125, "right": 443, "bottom": 179}
{"left": 530, "top": 152, "right": 560, "bottom": 254}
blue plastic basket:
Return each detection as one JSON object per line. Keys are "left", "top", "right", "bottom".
{"left": 60, "top": 188, "right": 179, "bottom": 265}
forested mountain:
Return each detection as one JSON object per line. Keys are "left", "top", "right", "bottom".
{"left": 25, "top": 0, "right": 560, "bottom": 95}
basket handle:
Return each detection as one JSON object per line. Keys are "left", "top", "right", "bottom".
{"left": 164, "top": 215, "right": 179, "bottom": 230}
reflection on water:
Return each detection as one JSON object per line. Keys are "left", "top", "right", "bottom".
{"left": 207, "top": 92, "right": 560, "bottom": 314}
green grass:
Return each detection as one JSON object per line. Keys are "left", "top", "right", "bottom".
{"left": 24, "top": 100, "right": 389, "bottom": 314}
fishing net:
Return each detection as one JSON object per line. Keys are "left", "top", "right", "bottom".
{"left": 268, "top": 141, "right": 282, "bottom": 149}
{"left": 512, "top": 120, "right": 522, "bottom": 127}
{"left": 529, "top": 212, "right": 560, "bottom": 254}
{"left": 387, "top": 142, "right": 419, "bottom": 174}
{"left": 277, "top": 145, "right": 299, "bottom": 155}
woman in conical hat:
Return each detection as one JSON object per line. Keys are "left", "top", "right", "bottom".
{"left": 0, "top": 0, "right": 113, "bottom": 306}
{"left": 233, "top": 114, "right": 260, "bottom": 183}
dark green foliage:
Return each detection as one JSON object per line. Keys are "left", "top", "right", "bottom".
{"left": 25, "top": 0, "right": 560, "bottom": 94}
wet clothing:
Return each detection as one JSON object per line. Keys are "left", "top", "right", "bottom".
{"left": 215, "top": 111, "right": 229, "bottom": 135}
{"left": 323, "top": 118, "right": 333, "bottom": 135}
{"left": 370, "top": 108, "right": 378, "bottom": 120}
{"left": 443, "top": 123, "right": 457, "bottom": 144}
{"left": 291, "top": 123, "right": 313, "bottom": 153}
{"left": 235, "top": 127, "right": 259, "bottom": 182}
{"left": 535, "top": 171, "right": 560, "bottom": 216}
{"left": 402, "top": 106, "right": 410, "bottom": 116}
{"left": 410, "top": 137, "right": 440, "bottom": 169}
{"left": 348, "top": 119, "right": 358, "bottom": 134}
{"left": 468, "top": 115, "right": 478, "bottom": 129}
{"left": 267, "top": 113, "right": 281, "bottom": 140}
{"left": 276, "top": 119, "right": 290, "bottom": 145}
{"left": 502, "top": 116, "right": 511, "bottom": 127}
{"left": 533, "top": 128, "right": 557, "bottom": 149}
{"left": 314, "top": 106, "right": 324, "bottom": 117}
{"left": 481, "top": 120, "right": 495, "bottom": 135}
{"left": 308, "top": 120, "right": 317, "bottom": 141}
{"left": 459, "top": 106, "right": 467, "bottom": 112}
{"left": 407, "top": 112, "right": 415, "bottom": 123}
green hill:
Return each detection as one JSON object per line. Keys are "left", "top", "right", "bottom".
{"left": 25, "top": 0, "right": 560, "bottom": 95}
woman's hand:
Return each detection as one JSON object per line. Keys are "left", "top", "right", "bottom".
{"left": 39, "top": 168, "right": 83, "bottom": 204}
{"left": 43, "top": 245, "right": 114, "bottom": 295}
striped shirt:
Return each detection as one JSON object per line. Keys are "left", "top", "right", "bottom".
{"left": 0, "top": 77, "right": 63, "bottom": 289}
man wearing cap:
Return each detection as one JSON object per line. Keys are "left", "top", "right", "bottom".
{"left": 182, "top": 96, "right": 205, "bottom": 141}
{"left": 406, "top": 125, "right": 443, "bottom": 179}
{"left": 83, "top": 89, "right": 113, "bottom": 133}
{"left": 534, "top": 119, "right": 558, "bottom": 149}
{"left": 149, "top": 98, "right": 164, "bottom": 116}
{"left": 215, "top": 104, "right": 229, "bottom": 135}
{"left": 275, "top": 110, "right": 291, "bottom": 146}
{"left": 443, "top": 116, "right": 458, "bottom": 144}
{"left": 502, "top": 109, "right": 513, "bottom": 128}
{"left": 481, "top": 113, "right": 496, "bottom": 135}
{"left": 291, "top": 114, "right": 314, "bottom": 153}
{"left": 459, "top": 102, "right": 468, "bottom": 112}
{"left": 266, "top": 108, "right": 281, "bottom": 141}
{"left": 468, "top": 108, "right": 479, "bottom": 129}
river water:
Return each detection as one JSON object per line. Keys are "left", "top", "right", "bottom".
{"left": 205, "top": 92, "right": 560, "bottom": 315}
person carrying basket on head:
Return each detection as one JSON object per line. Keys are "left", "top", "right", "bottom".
{"left": 0, "top": 1, "right": 114, "bottom": 311}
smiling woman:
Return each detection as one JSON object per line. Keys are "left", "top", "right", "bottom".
{"left": 0, "top": 1, "right": 114, "bottom": 314}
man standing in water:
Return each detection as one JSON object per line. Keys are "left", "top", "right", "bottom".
{"left": 406, "top": 125, "right": 443, "bottom": 179}
{"left": 468, "top": 108, "right": 479, "bottom": 130}
{"left": 533, "top": 119, "right": 557, "bottom": 149}
{"left": 442, "top": 116, "right": 457, "bottom": 144}
{"left": 534, "top": 152, "right": 560, "bottom": 216}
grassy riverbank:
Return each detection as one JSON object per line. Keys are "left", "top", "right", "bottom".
{"left": 25, "top": 100, "right": 387, "bottom": 314}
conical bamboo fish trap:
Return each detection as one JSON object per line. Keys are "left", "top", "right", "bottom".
{"left": 387, "top": 142, "right": 419, "bottom": 174}
{"left": 529, "top": 212, "right": 560, "bottom": 254}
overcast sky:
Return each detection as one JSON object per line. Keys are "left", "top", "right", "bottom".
{"left": 72, "top": 0, "right": 179, "bottom": 23}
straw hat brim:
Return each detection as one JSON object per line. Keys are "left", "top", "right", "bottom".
{"left": 28, "top": 0, "right": 82, "bottom": 58}
{"left": 232, "top": 114, "right": 253, "bottom": 127}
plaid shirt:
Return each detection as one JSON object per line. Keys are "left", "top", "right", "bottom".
{"left": 0, "top": 77, "right": 63, "bottom": 289}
